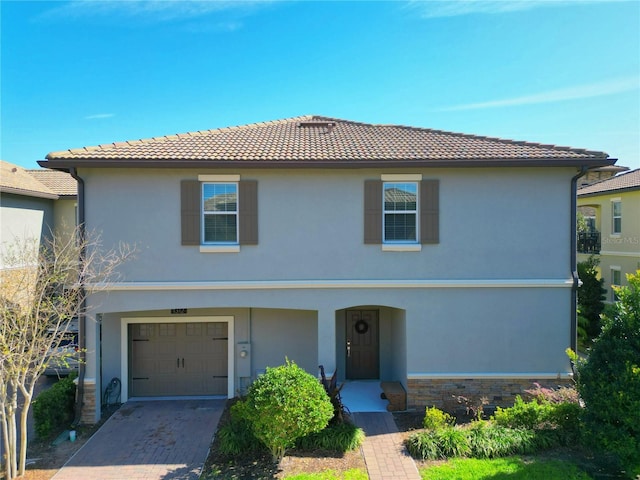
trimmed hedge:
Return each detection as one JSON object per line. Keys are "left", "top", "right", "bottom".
{"left": 33, "top": 374, "right": 76, "bottom": 439}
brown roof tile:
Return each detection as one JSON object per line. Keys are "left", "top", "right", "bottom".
{"left": 578, "top": 168, "right": 640, "bottom": 196}
{"left": 27, "top": 169, "right": 77, "bottom": 197}
{"left": 0, "top": 160, "right": 58, "bottom": 199}
{"left": 44, "top": 115, "right": 612, "bottom": 168}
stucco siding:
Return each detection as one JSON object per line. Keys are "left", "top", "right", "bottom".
{"left": 249, "top": 308, "right": 318, "bottom": 377}
{"left": 80, "top": 167, "right": 574, "bottom": 284}
{"left": 405, "top": 288, "right": 572, "bottom": 376}
{"left": 0, "top": 194, "right": 53, "bottom": 267}
{"left": 578, "top": 188, "right": 640, "bottom": 296}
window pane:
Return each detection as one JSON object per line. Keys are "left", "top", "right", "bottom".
{"left": 612, "top": 201, "right": 622, "bottom": 234}
{"left": 384, "top": 213, "right": 416, "bottom": 241}
{"left": 613, "top": 217, "right": 622, "bottom": 234}
{"left": 384, "top": 183, "right": 417, "bottom": 211}
{"left": 612, "top": 201, "right": 622, "bottom": 217}
{"left": 203, "top": 184, "right": 237, "bottom": 212}
{"left": 204, "top": 214, "right": 237, "bottom": 243}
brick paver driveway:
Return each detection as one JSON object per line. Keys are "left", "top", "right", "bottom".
{"left": 52, "top": 399, "right": 225, "bottom": 480}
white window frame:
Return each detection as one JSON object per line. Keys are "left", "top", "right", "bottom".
{"left": 200, "top": 175, "right": 240, "bottom": 246}
{"left": 611, "top": 198, "right": 622, "bottom": 235}
{"left": 610, "top": 266, "right": 621, "bottom": 302}
{"left": 382, "top": 178, "right": 419, "bottom": 245}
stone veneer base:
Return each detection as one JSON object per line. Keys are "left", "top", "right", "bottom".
{"left": 407, "top": 377, "right": 573, "bottom": 413}
{"left": 79, "top": 380, "right": 97, "bottom": 424}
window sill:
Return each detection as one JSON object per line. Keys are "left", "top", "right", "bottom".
{"left": 382, "top": 244, "right": 422, "bottom": 252}
{"left": 199, "top": 245, "right": 240, "bottom": 253}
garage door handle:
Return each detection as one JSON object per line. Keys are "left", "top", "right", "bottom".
{"left": 182, "top": 358, "right": 184, "bottom": 368}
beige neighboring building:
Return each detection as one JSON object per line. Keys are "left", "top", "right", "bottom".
{"left": 578, "top": 168, "right": 640, "bottom": 301}
{"left": 0, "top": 160, "right": 77, "bottom": 305}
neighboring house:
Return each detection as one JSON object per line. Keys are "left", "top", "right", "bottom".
{"left": 577, "top": 165, "right": 628, "bottom": 188}
{"left": 577, "top": 169, "right": 640, "bottom": 301}
{"left": 0, "top": 160, "right": 77, "bottom": 306}
{"left": 0, "top": 160, "right": 77, "bottom": 264}
{"left": 40, "top": 115, "right": 616, "bottom": 424}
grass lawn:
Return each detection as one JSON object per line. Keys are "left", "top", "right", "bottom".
{"left": 420, "top": 457, "right": 593, "bottom": 480}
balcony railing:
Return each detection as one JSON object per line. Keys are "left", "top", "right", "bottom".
{"left": 578, "top": 231, "right": 601, "bottom": 254}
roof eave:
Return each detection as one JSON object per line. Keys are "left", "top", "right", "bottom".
{"left": 0, "top": 186, "right": 60, "bottom": 200}
{"left": 39, "top": 156, "right": 617, "bottom": 170}
{"left": 578, "top": 185, "right": 640, "bottom": 197}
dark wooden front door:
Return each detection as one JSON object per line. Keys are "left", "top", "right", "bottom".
{"left": 346, "top": 310, "right": 379, "bottom": 379}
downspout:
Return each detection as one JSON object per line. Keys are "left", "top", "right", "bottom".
{"left": 570, "top": 166, "right": 588, "bottom": 366}
{"left": 68, "top": 167, "right": 86, "bottom": 427}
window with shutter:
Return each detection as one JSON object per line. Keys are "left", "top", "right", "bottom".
{"left": 364, "top": 176, "right": 439, "bottom": 249}
{"left": 181, "top": 177, "right": 258, "bottom": 251}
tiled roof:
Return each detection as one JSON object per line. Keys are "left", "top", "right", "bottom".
{"left": 44, "top": 115, "right": 612, "bottom": 168}
{"left": 578, "top": 168, "right": 640, "bottom": 196}
{"left": 27, "top": 169, "right": 77, "bottom": 196}
{"left": 0, "top": 160, "right": 58, "bottom": 199}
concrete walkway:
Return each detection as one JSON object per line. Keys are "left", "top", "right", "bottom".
{"left": 352, "top": 412, "right": 421, "bottom": 480}
{"left": 342, "top": 381, "right": 421, "bottom": 480}
{"left": 52, "top": 399, "right": 224, "bottom": 480}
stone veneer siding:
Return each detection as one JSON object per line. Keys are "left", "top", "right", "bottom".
{"left": 407, "top": 377, "right": 574, "bottom": 413}
{"left": 79, "top": 380, "right": 97, "bottom": 424}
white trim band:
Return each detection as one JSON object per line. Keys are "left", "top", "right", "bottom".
{"left": 599, "top": 251, "right": 640, "bottom": 257}
{"left": 92, "top": 278, "right": 574, "bottom": 292}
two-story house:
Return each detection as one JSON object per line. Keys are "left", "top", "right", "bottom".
{"left": 577, "top": 169, "right": 640, "bottom": 301}
{"left": 39, "top": 115, "right": 616, "bottom": 424}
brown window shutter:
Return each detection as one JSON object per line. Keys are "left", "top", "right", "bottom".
{"left": 181, "top": 180, "right": 200, "bottom": 245}
{"left": 364, "top": 180, "right": 383, "bottom": 244}
{"left": 420, "top": 179, "right": 439, "bottom": 244}
{"left": 239, "top": 180, "right": 258, "bottom": 245}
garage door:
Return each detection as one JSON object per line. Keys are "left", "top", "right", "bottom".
{"left": 129, "top": 322, "right": 228, "bottom": 397}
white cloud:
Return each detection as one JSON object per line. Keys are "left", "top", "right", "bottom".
{"left": 406, "top": 0, "right": 623, "bottom": 19}
{"left": 85, "top": 113, "right": 115, "bottom": 120}
{"left": 435, "top": 76, "right": 640, "bottom": 111}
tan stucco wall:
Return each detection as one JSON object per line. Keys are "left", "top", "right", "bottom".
{"left": 578, "top": 189, "right": 640, "bottom": 295}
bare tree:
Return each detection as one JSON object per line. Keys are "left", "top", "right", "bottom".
{"left": 0, "top": 228, "right": 133, "bottom": 480}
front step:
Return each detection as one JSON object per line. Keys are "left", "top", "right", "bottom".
{"left": 380, "top": 381, "right": 407, "bottom": 412}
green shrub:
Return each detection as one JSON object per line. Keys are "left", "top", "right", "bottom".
{"left": 492, "top": 396, "right": 549, "bottom": 430}
{"left": 216, "top": 415, "right": 263, "bottom": 456}
{"left": 407, "top": 421, "right": 560, "bottom": 461}
{"left": 423, "top": 406, "right": 455, "bottom": 430}
{"left": 576, "top": 270, "right": 640, "bottom": 478}
{"left": 33, "top": 374, "right": 76, "bottom": 439}
{"left": 406, "top": 430, "right": 442, "bottom": 460}
{"left": 437, "top": 426, "right": 470, "bottom": 458}
{"left": 492, "top": 395, "right": 582, "bottom": 447}
{"left": 467, "top": 421, "right": 537, "bottom": 458}
{"left": 232, "top": 359, "right": 334, "bottom": 461}
{"left": 296, "top": 422, "right": 364, "bottom": 452}
{"left": 406, "top": 426, "right": 470, "bottom": 460}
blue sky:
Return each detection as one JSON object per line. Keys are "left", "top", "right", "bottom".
{"left": 2, "top": 0, "right": 639, "bottom": 170}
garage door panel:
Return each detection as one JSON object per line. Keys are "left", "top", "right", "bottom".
{"left": 130, "top": 321, "right": 228, "bottom": 397}
{"left": 157, "top": 357, "right": 179, "bottom": 374}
